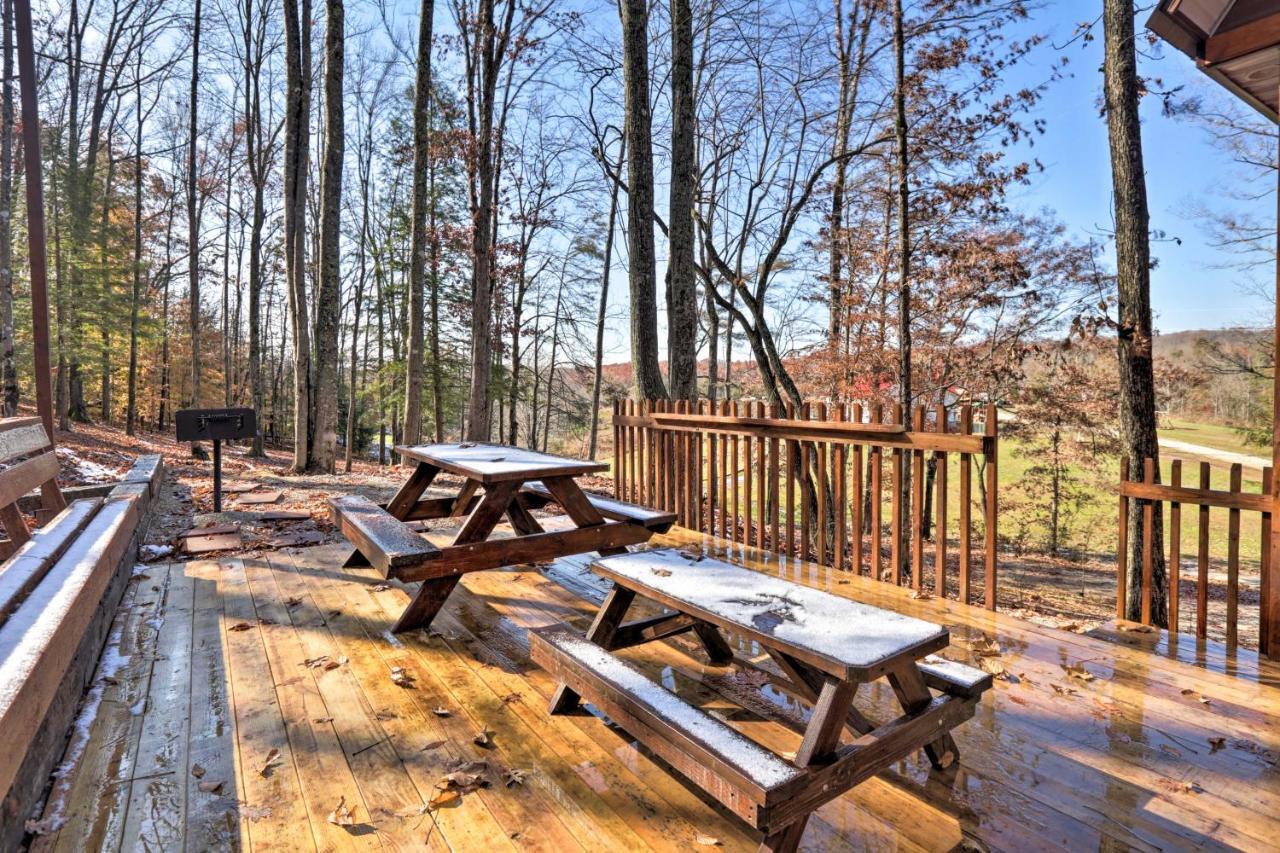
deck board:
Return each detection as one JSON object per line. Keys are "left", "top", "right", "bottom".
{"left": 27, "top": 522, "right": 1280, "bottom": 852}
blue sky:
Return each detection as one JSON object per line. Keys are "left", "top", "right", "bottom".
{"left": 1005, "top": 5, "right": 1272, "bottom": 332}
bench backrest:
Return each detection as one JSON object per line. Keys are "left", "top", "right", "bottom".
{"left": 0, "top": 417, "right": 67, "bottom": 558}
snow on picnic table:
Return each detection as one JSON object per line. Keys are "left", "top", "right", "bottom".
{"left": 594, "top": 548, "right": 949, "bottom": 672}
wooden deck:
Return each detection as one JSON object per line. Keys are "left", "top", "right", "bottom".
{"left": 29, "top": 520, "right": 1280, "bottom": 852}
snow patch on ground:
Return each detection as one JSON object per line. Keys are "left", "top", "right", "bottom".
{"left": 140, "top": 544, "right": 174, "bottom": 562}
{"left": 56, "top": 447, "right": 123, "bottom": 484}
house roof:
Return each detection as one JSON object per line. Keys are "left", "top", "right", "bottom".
{"left": 1149, "top": 0, "right": 1280, "bottom": 122}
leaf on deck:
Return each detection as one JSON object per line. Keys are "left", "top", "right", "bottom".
{"left": 504, "top": 768, "right": 527, "bottom": 787}
{"left": 432, "top": 707, "right": 451, "bottom": 717}
{"left": 473, "top": 728, "right": 493, "bottom": 748}
{"left": 391, "top": 667, "right": 416, "bottom": 688}
{"left": 259, "top": 748, "right": 282, "bottom": 777}
{"left": 1063, "top": 663, "right": 1094, "bottom": 682}
{"left": 228, "top": 622, "right": 255, "bottom": 632}
{"left": 696, "top": 835, "right": 722, "bottom": 846}
{"left": 191, "top": 763, "right": 206, "bottom": 778}
{"left": 198, "top": 780, "right": 224, "bottom": 795}
{"left": 327, "top": 796, "right": 355, "bottom": 826}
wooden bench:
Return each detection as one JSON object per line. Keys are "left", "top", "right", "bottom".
{"left": 0, "top": 419, "right": 163, "bottom": 849}
{"left": 537, "top": 547, "right": 991, "bottom": 853}
{"left": 328, "top": 494, "right": 441, "bottom": 577}
{"left": 519, "top": 481, "right": 677, "bottom": 532}
{"left": 530, "top": 626, "right": 807, "bottom": 830}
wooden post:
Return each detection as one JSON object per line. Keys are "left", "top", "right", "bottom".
{"left": 959, "top": 405, "right": 973, "bottom": 605}
{"left": 983, "top": 403, "right": 998, "bottom": 611}
{"left": 1118, "top": 456, "right": 1129, "bottom": 619}
{"left": 1269, "top": 117, "right": 1280, "bottom": 658}
{"left": 1169, "top": 459, "right": 1181, "bottom": 635}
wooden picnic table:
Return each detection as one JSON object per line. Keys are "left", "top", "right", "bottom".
{"left": 332, "top": 443, "right": 674, "bottom": 633}
{"left": 532, "top": 547, "right": 990, "bottom": 852}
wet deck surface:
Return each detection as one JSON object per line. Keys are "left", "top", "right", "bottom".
{"left": 29, "top": 521, "right": 1280, "bottom": 851}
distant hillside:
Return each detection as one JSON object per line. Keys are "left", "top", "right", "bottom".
{"left": 1154, "top": 328, "right": 1266, "bottom": 359}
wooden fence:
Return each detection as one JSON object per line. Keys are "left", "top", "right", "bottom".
{"left": 1118, "top": 457, "right": 1278, "bottom": 655}
{"left": 611, "top": 399, "right": 1001, "bottom": 610}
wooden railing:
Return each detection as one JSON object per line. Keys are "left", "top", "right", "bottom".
{"left": 611, "top": 399, "right": 1001, "bottom": 610}
{"left": 1118, "top": 457, "right": 1278, "bottom": 655}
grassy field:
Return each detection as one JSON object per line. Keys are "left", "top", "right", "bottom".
{"left": 1159, "top": 417, "right": 1269, "bottom": 458}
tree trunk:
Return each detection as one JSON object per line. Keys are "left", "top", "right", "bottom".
{"left": 666, "top": 0, "right": 696, "bottom": 401}
{"left": 619, "top": 0, "right": 667, "bottom": 402}
{"left": 187, "top": 0, "right": 202, "bottom": 411}
{"left": 0, "top": 0, "right": 14, "bottom": 417}
{"left": 1103, "top": 0, "right": 1166, "bottom": 625}
{"left": 283, "top": 0, "right": 313, "bottom": 470}
{"left": 465, "top": 0, "right": 499, "bottom": 440}
{"left": 893, "top": 0, "right": 912, "bottom": 580}
{"left": 126, "top": 54, "right": 142, "bottom": 435}
{"left": 588, "top": 142, "right": 623, "bottom": 460}
{"left": 405, "top": 0, "right": 435, "bottom": 448}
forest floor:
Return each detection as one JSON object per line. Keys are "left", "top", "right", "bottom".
{"left": 45, "top": 416, "right": 1258, "bottom": 651}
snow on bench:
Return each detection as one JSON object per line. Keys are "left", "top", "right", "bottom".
{"left": 520, "top": 481, "right": 676, "bottom": 531}
{"left": 592, "top": 548, "right": 950, "bottom": 681}
{"left": 530, "top": 625, "right": 805, "bottom": 828}
{"left": 329, "top": 494, "right": 441, "bottom": 578}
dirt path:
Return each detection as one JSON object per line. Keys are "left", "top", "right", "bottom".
{"left": 1159, "top": 436, "right": 1269, "bottom": 473}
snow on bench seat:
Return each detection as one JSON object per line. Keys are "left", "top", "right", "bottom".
{"left": 329, "top": 494, "right": 440, "bottom": 577}
{"left": 919, "top": 655, "right": 992, "bottom": 698}
{"left": 521, "top": 481, "right": 676, "bottom": 531}
{"left": 530, "top": 625, "right": 805, "bottom": 827}
{"left": 592, "top": 549, "right": 949, "bottom": 681}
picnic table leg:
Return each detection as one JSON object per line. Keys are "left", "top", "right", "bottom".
{"left": 761, "top": 677, "right": 854, "bottom": 853}
{"left": 505, "top": 495, "right": 544, "bottom": 535}
{"left": 549, "top": 583, "right": 636, "bottom": 713}
{"left": 888, "top": 663, "right": 958, "bottom": 770}
{"left": 767, "top": 649, "right": 874, "bottom": 735}
{"left": 390, "top": 480, "right": 520, "bottom": 634}
{"left": 541, "top": 475, "right": 629, "bottom": 557}
{"left": 691, "top": 622, "right": 735, "bottom": 665}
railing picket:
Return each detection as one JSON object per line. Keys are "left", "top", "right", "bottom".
{"left": 959, "top": 404, "right": 973, "bottom": 605}
{"left": 890, "top": 403, "right": 903, "bottom": 585}
{"left": 833, "top": 403, "right": 846, "bottom": 571}
{"left": 1263, "top": 467, "right": 1273, "bottom": 655}
{"left": 1169, "top": 459, "right": 1181, "bottom": 634}
{"left": 768, "top": 403, "right": 781, "bottom": 550}
{"left": 935, "top": 403, "right": 948, "bottom": 599}
{"left": 756, "top": 400, "right": 767, "bottom": 550}
{"left": 786, "top": 402, "right": 797, "bottom": 557}
{"left": 911, "top": 406, "right": 925, "bottom": 591}
{"left": 1228, "top": 462, "right": 1242, "bottom": 649}
{"left": 815, "top": 401, "right": 828, "bottom": 565}
{"left": 1197, "top": 461, "right": 1210, "bottom": 638}
{"left": 744, "top": 401, "right": 754, "bottom": 548}
{"left": 851, "top": 403, "right": 864, "bottom": 576}
{"left": 983, "top": 403, "right": 998, "bottom": 611}
{"left": 1118, "top": 457, "right": 1129, "bottom": 619}
{"left": 731, "top": 400, "right": 741, "bottom": 544}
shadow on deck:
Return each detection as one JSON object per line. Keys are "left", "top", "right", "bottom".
{"left": 28, "top": 522, "right": 1280, "bottom": 851}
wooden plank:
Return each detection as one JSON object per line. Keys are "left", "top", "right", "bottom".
{"left": 183, "top": 561, "right": 240, "bottom": 852}
{"left": 270, "top": 550, "right": 523, "bottom": 851}
{"left": 397, "top": 442, "right": 608, "bottom": 484}
{"left": 121, "top": 561, "right": 197, "bottom": 851}
{"left": 871, "top": 405, "right": 883, "bottom": 580}
{"left": 330, "top": 493, "right": 441, "bottom": 575}
{"left": 1170, "top": 460, "right": 1182, "bottom": 634}
{"left": 1142, "top": 457, "right": 1155, "bottom": 625}
{"left": 0, "top": 499, "right": 101, "bottom": 627}
{"left": 785, "top": 403, "right": 797, "bottom": 557}
{"left": 1198, "top": 461, "right": 1210, "bottom": 637}
{"left": 215, "top": 558, "right": 314, "bottom": 851}
{"left": 0, "top": 420, "right": 51, "bottom": 464}
{"left": 768, "top": 404, "right": 780, "bottom": 550}
{"left": 744, "top": 402, "right": 754, "bottom": 546}
{"left": 911, "top": 408, "right": 924, "bottom": 591}
{"left": 756, "top": 401, "right": 767, "bottom": 549}
{"left": 800, "top": 403, "right": 811, "bottom": 561}
{"left": 521, "top": 481, "right": 675, "bottom": 530}
{"left": 983, "top": 404, "right": 998, "bottom": 610}
{"left": 1118, "top": 479, "right": 1273, "bottom": 513}
{"left": 241, "top": 556, "right": 409, "bottom": 850}
{"left": 0, "top": 497, "right": 139, "bottom": 803}
{"left": 0, "top": 451, "right": 60, "bottom": 509}
{"left": 958, "top": 405, "right": 972, "bottom": 604}
{"left": 31, "top": 565, "right": 164, "bottom": 853}
{"left": 1264, "top": 467, "right": 1274, "bottom": 655}
{"left": 530, "top": 627, "right": 803, "bottom": 819}
{"left": 1228, "top": 462, "right": 1242, "bottom": 649}
{"left": 850, "top": 404, "right": 862, "bottom": 575}
{"left": 815, "top": 402, "right": 828, "bottom": 564}
{"left": 934, "top": 404, "right": 947, "bottom": 599}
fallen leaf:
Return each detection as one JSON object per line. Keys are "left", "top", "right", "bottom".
{"left": 191, "top": 764, "right": 206, "bottom": 779}
{"left": 504, "top": 768, "right": 527, "bottom": 787}
{"left": 651, "top": 568, "right": 673, "bottom": 577}
{"left": 302, "top": 656, "right": 331, "bottom": 669}
{"left": 1050, "top": 683, "right": 1077, "bottom": 696}
{"left": 313, "top": 716, "right": 334, "bottom": 724}
{"left": 696, "top": 835, "right": 722, "bottom": 847}
{"left": 1118, "top": 622, "right": 1156, "bottom": 634}
{"left": 1208, "top": 737, "right": 1226, "bottom": 752}
{"left": 428, "top": 788, "right": 461, "bottom": 809}
{"left": 1063, "top": 663, "right": 1095, "bottom": 682}
{"left": 285, "top": 596, "right": 303, "bottom": 608}
{"left": 259, "top": 748, "right": 282, "bottom": 777}
{"left": 967, "top": 635, "right": 1001, "bottom": 657}
{"left": 391, "top": 667, "right": 415, "bottom": 688}
{"left": 198, "top": 780, "right": 224, "bottom": 794}
{"left": 327, "top": 796, "right": 355, "bottom": 826}
{"left": 421, "top": 739, "right": 446, "bottom": 751}
{"left": 432, "top": 707, "right": 451, "bottom": 717}
{"left": 371, "top": 583, "right": 391, "bottom": 592}
{"left": 910, "top": 589, "right": 933, "bottom": 600}
{"left": 978, "top": 657, "right": 1009, "bottom": 680}
{"left": 323, "top": 660, "right": 341, "bottom": 671}
{"left": 228, "top": 622, "right": 254, "bottom": 632}
{"left": 474, "top": 729, "right": 493, "bottom": 748}
{"left": 500, "top": 692, "right": 522, "bottom": 704}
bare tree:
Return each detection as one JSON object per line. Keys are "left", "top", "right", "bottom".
{"left": 282, "top": 0, "right": 312, "bottom": 469}
{"left": 312, "top": 0, "right": 344, "bottom": 471}
{"left": 404, "top": 0, "right": 435, "bottom": 448}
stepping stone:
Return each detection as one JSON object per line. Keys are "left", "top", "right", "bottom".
{"left": 258, "top": 510, "right": 311, "bottom": 521}
{"left": 179, "top": 523, "right": 240, "bottom": 539}
{"left": 234, "top": 490, "right": 283, "bottom": 505}
{"left": 183, "top": 530, "right": 243, "bottom": 554}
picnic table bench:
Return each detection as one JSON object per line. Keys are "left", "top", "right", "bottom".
{"left": 530, "top": 547, "right": 990, "bottom": 853}
{"left": 330, "top": 443, "right": 673, "bottom": 633}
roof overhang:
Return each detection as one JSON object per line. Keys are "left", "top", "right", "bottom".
{"left": 1149, "top": 0, "right": 1280, "bottom": 123}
